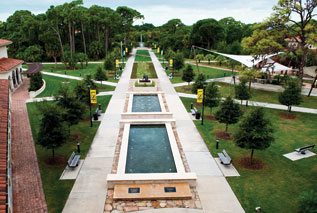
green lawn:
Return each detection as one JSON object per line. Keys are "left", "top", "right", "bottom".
{"left": 38, "top": 74, "right": 115, "bottom": 98}
{"left": 131, "top": 62, "right": 158, "bottom": 79}
{"left": 27, "top": 95, "right": 111, "bottom": 213}
{"left": 167, "top": 64, "right": 236, "bottom": 84}
{"left": 42, "top": 63, "right": 124, "bottom": 83}
{"left": 175, "top": 82, "right": 317, "bottom": 109}
{"left": 135, "top": 50, "right": 152, "bottom": 62}
{"left": 180, "top": 97, "right": 317, "bottom": 213}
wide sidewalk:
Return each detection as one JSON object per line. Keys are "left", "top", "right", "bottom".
{"left": 62, "top": 50, "right": 135, "bottom": 213}
{"left": 178, "top": 93, "right": 317, "bottom": 114}
{"left": 150, "top": 51, "right": 245, "bottom": 212}
{"left": 173, "top": 76, "right": 317, "bottom": 97}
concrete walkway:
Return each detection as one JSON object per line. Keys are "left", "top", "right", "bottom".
{"left": 177, "top": 93, "right": 317, "bottom": 114}
{"left": 11, "top": 79, "right": 48, "bottom": 213}
{"left": 42, "top": 71, "right": 118, "bottom": 87}
{"left": 150, "top": 51, "right": 245, "bottom": 212}
{"left": 173, "top": 76, "right": 317, "bottom": 97}
{"left": 62, "top": 50, "right": 135, "bottom": 213}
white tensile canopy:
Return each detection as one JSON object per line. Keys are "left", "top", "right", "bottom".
{"left": 261, "top": 58, "right": 293, "bottom": 72}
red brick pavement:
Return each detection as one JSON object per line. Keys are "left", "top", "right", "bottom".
{"left": 11, "top": 79, "right": 48, "bottom": 213}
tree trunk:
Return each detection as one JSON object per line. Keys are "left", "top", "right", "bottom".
{"left": 288, "top": 105, "right": 292, "bottom": 112}
{"left": 72, "top": 24, "right": 75, "bottom": 54}
{"left": 250, "top": 149, "right": 254, "bottom": 164}
{"left": 53, "top": 56, "right": 57, "bottom": 68}
{"left": 246, "top": 100, "right": 248, "bottom": 107}
{"left": 232, "top": 63, "right": 236, "bottom": 85}
{"left": 68, "top": 21, "right": 73, "bottom": 63}
{"left": 241, "top": 100, "right": 242, "bottom": 105}
{"left": 248, "top": 80, "right": 252, "bottom": 90}
{"left": 97, "top": 23, "right": 101, "bottom": 43}
{"left": 105, "top": 26, "right": 109, "bottom": 57}
{"left": 52, "top": 24, "right": 65, "bottom": 68}
{"left": 225, "top": 123, "right": 228, "bottom": 133}
{"left": 81, "top": 22, "right": 87, "bottom": 55}
{"left": 307, "top": 73, "right": 317, "bottom": 97}
{"left": 52, "top": 148, "right": 55, "bottom": 162}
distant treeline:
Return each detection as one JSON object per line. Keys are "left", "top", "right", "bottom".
{"left": 0, "top": 0, "right": 255, "bottom": 65}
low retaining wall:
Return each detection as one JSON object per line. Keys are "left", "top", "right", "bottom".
{"left": 29, "top": 79, "right": 46, "bottom": 98}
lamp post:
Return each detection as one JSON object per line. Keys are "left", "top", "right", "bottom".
{"left": 201, "top": 81, "right": 207, "bottom": 125}
{"left": 114, "top": 56, "right": 117, "bottom": 79}
{"left": 172, "top": 56, "right": 175, "bottom": 79}
{"left": 88, "top": 83, "right": 93, "bottom": 127}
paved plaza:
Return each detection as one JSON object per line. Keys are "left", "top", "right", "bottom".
{"left": 62, "top": 49, "right": 244, "bottom": 212}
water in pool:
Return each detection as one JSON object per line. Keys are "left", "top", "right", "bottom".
{"left": 132, "top": 95, "right": 161, "bottom": 112}
{"left": 125, "top": 125, "right": 177, "bottom": 173}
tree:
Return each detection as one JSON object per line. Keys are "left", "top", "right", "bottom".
{"left": 235, "top": 78, "right": 251, "bottom": 106}
{"left": 297, "top": 190, "right": 317, "bottom": 213}
{"left": 95, "top": 66, "right": 108, "bottom": 85}
{"left": 192, "top": 73, "right": 206, "bottom": 94}
{"left": 190, "top": 18, "right": 224, "bottom": 48}
{"left": 215, "top": 96, "right": 242, "bottom": 133}
{"left": 55, "top": 85, "right": 86, "bottom": 129}
{"left": 205, "top": 82, "right": 221, "bottom": 115}
{"left": 278, "top": 78, "right": 302, "bottom": 112}
{"left": 75, "top": 81, "right": 89, "bottom": 105}
{"left": 45, "top": 42, "right": 60, "bottom": 68}
{"left": 37, "top": 103, "right": 68, "bottom": 161}
{"left": 24, "top": 45, "right": 44, "bottom": 62}
{"left": 205, "top": 54, "right": 214, "bottom": 64}
{"left": 104, "top": 54, "right": 115, "bottom": 70}
{"left": 77, "top": 53, "right": 88, "bottom": 69}
{"left": 182, "top": 65, "right": 195, "bottom": 85}
{"left": 269, "top": 0, "right": 317, "bottom": 85}
{"left": 173, "top": 51, "right": 185, "bottom": 72}
{"left": 240, "top": 68, "right": 262, "bottom": 90}
{"left": 196, "top": 54, "right": 204, "bottom": 63}
{"left": 28, "top": 72, "right": 43, "bottom": 91}
{"left": 233, "top": 108, "right": 274, "bottom": 163}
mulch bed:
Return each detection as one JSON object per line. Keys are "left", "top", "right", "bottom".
{"left": 215, "top": 131, "right": 232, "bottom": 140}
{"left": 45, "top": 155, "right": 66, "bottom": 166}
{"left": 204, "top": 115, "right": 216, "bottom": 121}
{"left": 238, "top": 157, "right": 263, "bottom": 170}
{"left": 280, "top": 112, "right": 296, "bottom": 120}
{"left": 71, "top": 134, "right": 81, "bottom": 141}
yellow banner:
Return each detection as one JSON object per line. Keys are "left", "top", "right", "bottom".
{"left": 170, "top": 59, "right": 173, "bottom": 66}
{"left": 125, "top": 48, "right": 128, "bottom": 53}
{"left": 116, "top": 59, "right": 119, "bottom": 65}
{"left": 90, "top": 90, "right": 97, "bottom": 104}
{"left": 157, "top": 47, "right": 160, "bottom": 53}
{"left": 197, "top": 89, "right": 203, "bottom": 103}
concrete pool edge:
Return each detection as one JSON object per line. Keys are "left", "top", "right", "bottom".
{"left": 106, "top": 123, "right": 197, "bottom": 188}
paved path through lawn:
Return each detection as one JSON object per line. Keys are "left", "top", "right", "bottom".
{"left": 150, "top": 50, "right": 245, "bottom": 212}
{"left": 42, "top": 72, "right": 118, "bottom": 87}
{"left": 173, "top": 76, "right": 317, "bottom": 97}
{"left": 62, "top": 50, "right": 135, "bottom": 213}
{"left": 11, "top": 79, "right": 48, "bottom": 213}
{"left": 178, "top": 93, "right": 317, "bottom": 114}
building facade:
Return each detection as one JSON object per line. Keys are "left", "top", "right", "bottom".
{"left": 0, "top": 39, "right": 24, "bottom": 91}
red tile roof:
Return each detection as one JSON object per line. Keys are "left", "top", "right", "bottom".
{"left": 0, "top": 79, "right": 9, "bottom": 212}
{"left": 0, "top": 39, "right": 12, "bottom": 47}
{"left": 0, "top": 57, "right": 23, "bottom": 72}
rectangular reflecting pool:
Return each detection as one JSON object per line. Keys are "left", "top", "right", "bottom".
{"left": 132, "top": 95, "right": 161, "bottom": 112}
{"left": 125, "top": 125, "right": 177, "bottom": 173}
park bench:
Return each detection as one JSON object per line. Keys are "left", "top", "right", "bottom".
{"left": 294, "top": 145, "right": 315, "bottom": 154}
{"left": 67, "top": 151, "right": 80, "bottom": 168}
{"left": 217, "top": 150, "right": 232, "bottom": 165}
{"left": 191, "top": 107, "right": 198, "bottom": 115}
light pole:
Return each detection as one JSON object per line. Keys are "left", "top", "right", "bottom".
{"left": 172, "top": 56, "right": 175, "bottom": 79}
{"left": 201, "top": 81, "right": 207, "bottom": 125}
{"left": 88, "top": 83, "right": 93, "bottom": 127}
{"left": 114, "top": 56, "right": 117, "bottom": 79}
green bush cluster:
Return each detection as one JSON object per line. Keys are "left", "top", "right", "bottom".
{"left": 28, "top": 72, "right": 43, "bottom": 91}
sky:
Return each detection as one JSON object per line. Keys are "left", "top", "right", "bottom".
{"left": 0, "top": 0, "right": 280, "bottom": 26}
